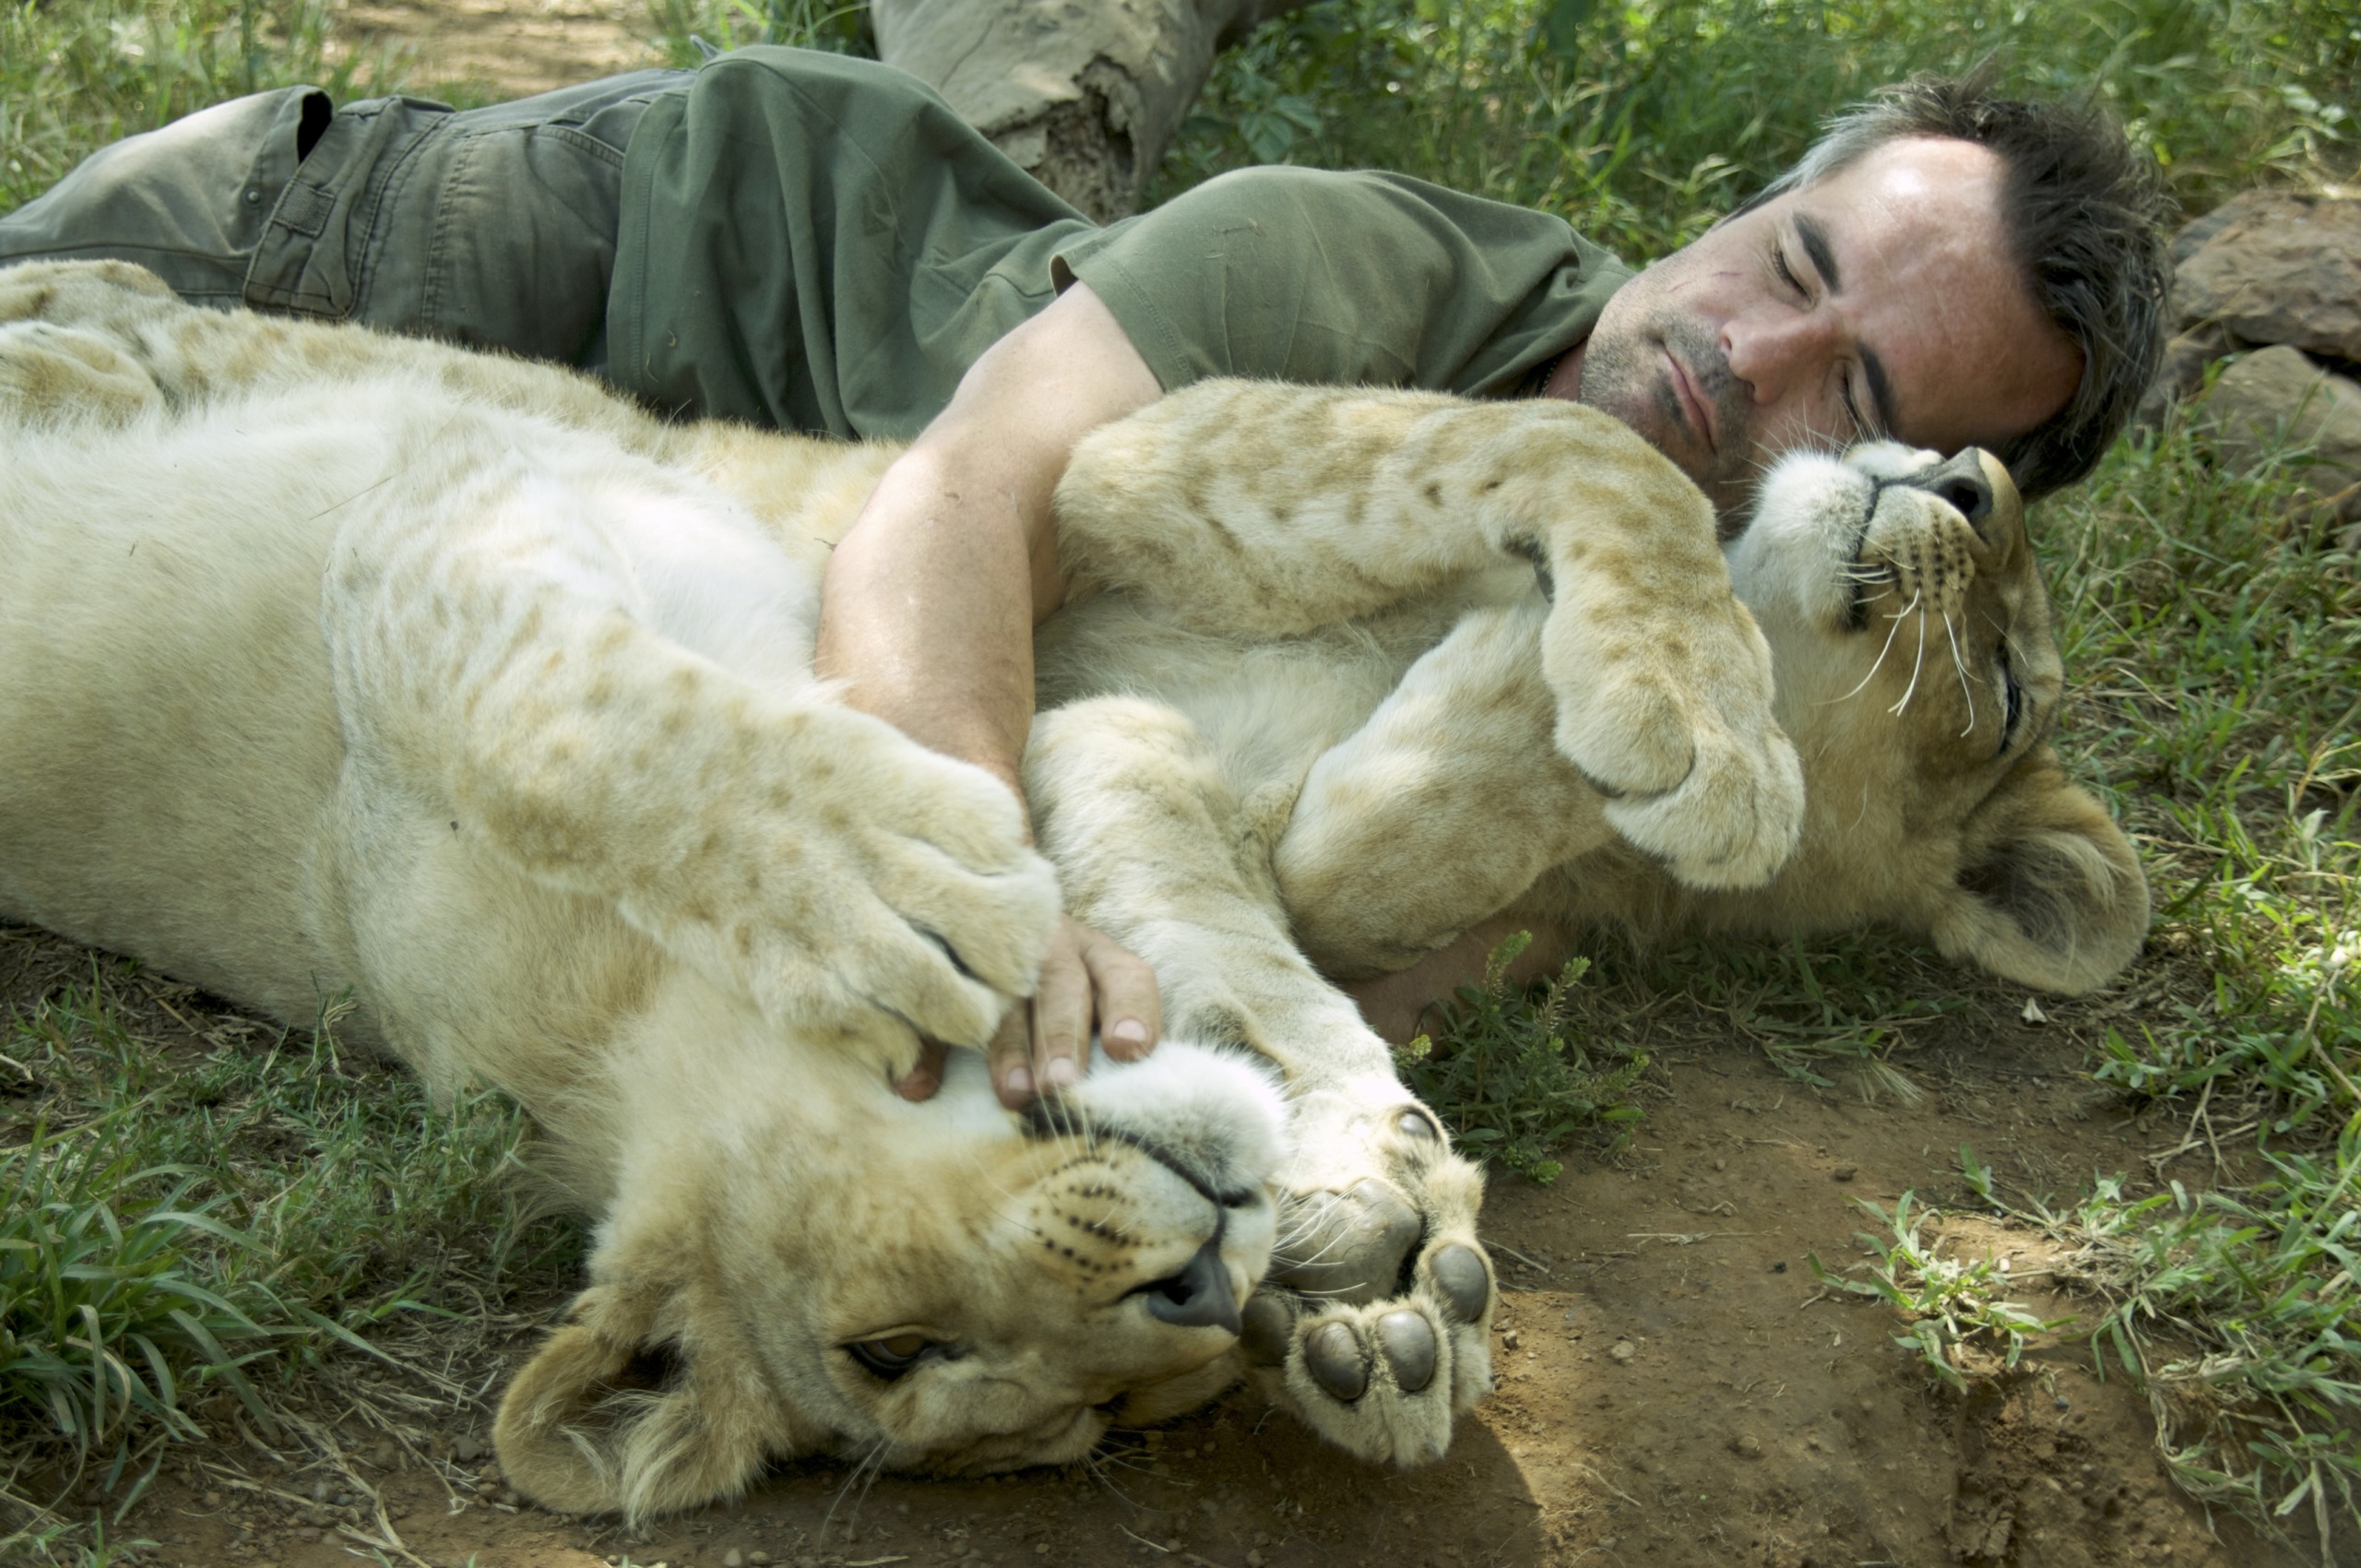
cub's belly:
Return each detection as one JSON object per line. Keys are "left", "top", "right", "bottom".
{"left": 0, "top": 426, "right": 352, "bottom": 1022}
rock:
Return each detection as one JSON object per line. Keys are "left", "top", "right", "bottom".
{"left": 450, "top": 1432, "right": 486, "bottom": 1463}
{"left": 722, "top": 1550, "right": 743, "bottom": 1567}
{"left": 2201, "top": 345, "right": 2361, "bottom": 521}
{"left": 2174, "top": 191, "right": 2361, "bottom": 363}
{"left": 1501, "top": 1328, "right": 1520, "bottom": 1350}
{"left": 1608, "top": 1339, "right": 1636, "bottom": 1363}
{"left": 1729, "top": 1432, "right": 1764, "bottom": 1459}
{"left": 1832, "top": 1164, "right": 1857, "bottom": 1182}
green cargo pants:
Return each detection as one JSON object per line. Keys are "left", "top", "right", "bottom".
{"left": 0, "top": 71, "right": 684, "bottom": 367}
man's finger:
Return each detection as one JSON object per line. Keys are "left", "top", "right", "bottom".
{"left": 892, "top": 1037, "right": 950, "bottom": 1101}
{"left": 987, "top": 1004, "right": 1034, "bottom": 1108}
{"left": 1031, "top": 925, "right": 1093, "bottom": 1094}
{"left": 1080, "top": 924, "right": 1161, "bottom": 1061}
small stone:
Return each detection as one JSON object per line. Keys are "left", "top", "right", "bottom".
{"left": 1772, "top": 1260, "right": 1787, "bottom": 1273}
{"left": 1248, "top": 1554, "right": 1267, "bottom": 1568}
{"left": 2020, "top": 996, "right": 2049, "bottom": 1026}
{"left": 1036, "top": 1545, "right": 1051, "bottom": 1556}
{"left": 202, "top": 1491, "right": 224, "bottom": 1509}
{"left": 748, "top": 1555, "right": 772, "bottom": 1566}
{"left": 723, "top": 1550, "right": 743, "bottom": 1567}
{"left": 451, "top": 1433, "right": 486, "bottom": 1463}
{"left": 1729, "top": 1433, "right": 1763, "bottom": 1459}
{"left": 1501, "top": 1329, "right": 1520, "bottom": 1349}
{"left": 1608, "top": 1340, "right": 1636, "bottom": 1363}
{"left": 1832, "top": 1165, "right": 1857, "bottom": 1182}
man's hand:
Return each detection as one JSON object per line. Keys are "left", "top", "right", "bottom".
{"left": 890, "top": 915, "right": 1161, "bottom": 1103}
{"left": 819, "top": 281, "right": 1169, "bottom": 1106}
{"left": 991, "top": 913, "right": 1159, "bottom": 1105}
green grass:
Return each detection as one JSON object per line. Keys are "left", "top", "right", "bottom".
{"left": 0, "top": 0, "right": 417, "bottom": 218}
{"left": 1394, "top": 932, "right": 1648, "bottom": 1181}
{"left": 0, "top": 960, "right": 573, "bottom": 1558}
{"left": 1161, "top": 0, "right": 2357, "bottom": 260}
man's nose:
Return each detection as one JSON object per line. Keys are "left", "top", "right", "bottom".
{"left": 1722, "top": 308, "right": 1840, "bottom": 403}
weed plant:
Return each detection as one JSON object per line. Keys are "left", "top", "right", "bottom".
{"left": 1808, "top": 1184, "right": 2073, "bottom": 1390}
{"left": 1394, "top": 932, "right": 1647, "bottom": 1181}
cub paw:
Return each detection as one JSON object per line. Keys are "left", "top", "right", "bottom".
{"left": 1543, "top": 597, "right": 1803, "bottom": 889}
{"left": 643, "top": 705, "right": 1062, "bottom": 1078}
{"left": 1245, "top": 1088, "right": 1494, "bottom": 1466}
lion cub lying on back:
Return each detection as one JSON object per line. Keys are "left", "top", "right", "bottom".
{"left": 0, "top": 262, "right": 2143, "bottom": 1519}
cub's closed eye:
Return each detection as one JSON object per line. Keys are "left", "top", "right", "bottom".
{"left": 848, "top": 1332, "right": 932, "bottom": 1378}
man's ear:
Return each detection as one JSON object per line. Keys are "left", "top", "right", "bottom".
{"left": 493, "top": 1255, "right": 809, "bottom": 1521}
{"left": 1928, "top": 746, "right": 2149, "bottom": 995}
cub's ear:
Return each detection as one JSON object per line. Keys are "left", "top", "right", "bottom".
{"left": 1928, "top": 746, "right": 2149, "bottom": 995}
{"left": 493, "top": 1256, "right": 808, "bottom": 1521}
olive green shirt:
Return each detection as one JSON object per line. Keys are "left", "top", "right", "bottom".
{"left": 611, "top": 48, "right": 1632, "bottom": 439}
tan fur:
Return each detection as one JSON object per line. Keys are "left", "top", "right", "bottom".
{"left": 0, "top": 262, "right": 2142, "bottom": 1516}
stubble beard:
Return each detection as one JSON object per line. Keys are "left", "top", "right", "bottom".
{"left": 1579, "top": 314, "right": 1759, "bottom": 522}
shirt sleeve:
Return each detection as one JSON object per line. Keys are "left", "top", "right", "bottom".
{"left": 1053, "top": 166, "right": 1631, "bottom": 398}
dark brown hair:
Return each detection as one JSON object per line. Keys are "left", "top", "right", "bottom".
{"left": 1740, "top": 66, "right": 2170, "bottom": 500}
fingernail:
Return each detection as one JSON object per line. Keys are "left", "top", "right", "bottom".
{"left": 1046, "top": 1057, "right": 1079, "bottom": 1088}
{"left": 1003, "top": 1066, "right": 1033, "bottom": 1097}
{"left": 1109, "top": 1017, "right": 1148, "bottom": 1046}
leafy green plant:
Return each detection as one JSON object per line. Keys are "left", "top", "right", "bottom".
{"left": 1809, "top": 1183, "right": 2072, "bottom": 1391}
{"left": 1394, "top": 932, "right": 1646, "bottom": 1181}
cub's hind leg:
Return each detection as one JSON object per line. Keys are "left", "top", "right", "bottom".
{"left": 1027, "top": 696, "right": 1497, "bottom": 1467}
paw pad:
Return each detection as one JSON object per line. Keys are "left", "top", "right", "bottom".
{"left": 1430, "top": 1241, "right": 1491, "bottom": 1322}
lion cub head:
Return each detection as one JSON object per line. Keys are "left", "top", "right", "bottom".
{"left": 1714, "top": 443, "right": 2147, "bottom": 992}
{"left": 492, "top": 1010, "right": 1283, "bottom": 1520}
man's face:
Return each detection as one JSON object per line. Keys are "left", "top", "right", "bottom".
{"left": 1566, "top": 136, "right": 2082, "bottom": 517}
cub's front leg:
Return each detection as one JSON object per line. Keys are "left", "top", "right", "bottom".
{"left": 326, "top": 428, "right": 1059, "bottom": 1075}
{"left": 1027, "top": 697, "right": 1497, "bottom": 1468}
{"left": 1058, "top": 381, "right": 1803, "bottom": 889}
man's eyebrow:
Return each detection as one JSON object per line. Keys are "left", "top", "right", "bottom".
{"left": 1796, "top": 211, "right": 1899, "bottom": 437}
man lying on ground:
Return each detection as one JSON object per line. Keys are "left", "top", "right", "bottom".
{"left": 0, "top": 49, "right": 2167, "bottom": 1100}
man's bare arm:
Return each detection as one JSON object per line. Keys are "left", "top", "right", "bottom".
{"left": 815, "top": 283, "right": 1166, "bottom": 1106}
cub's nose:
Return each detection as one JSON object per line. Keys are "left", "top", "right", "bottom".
{"left": 1904, "top": 448, "right": 1999, "bottom": 531}
{"left": 1139, "top": 1238, "right": 1240, "bottom": 1335}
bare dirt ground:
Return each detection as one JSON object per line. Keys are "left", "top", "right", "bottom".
{"left": 6, "top": 920, "right": 2304, "bottom": 1568}
{"left": 329, "top": 0, "right": 658, "bottom": 99}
